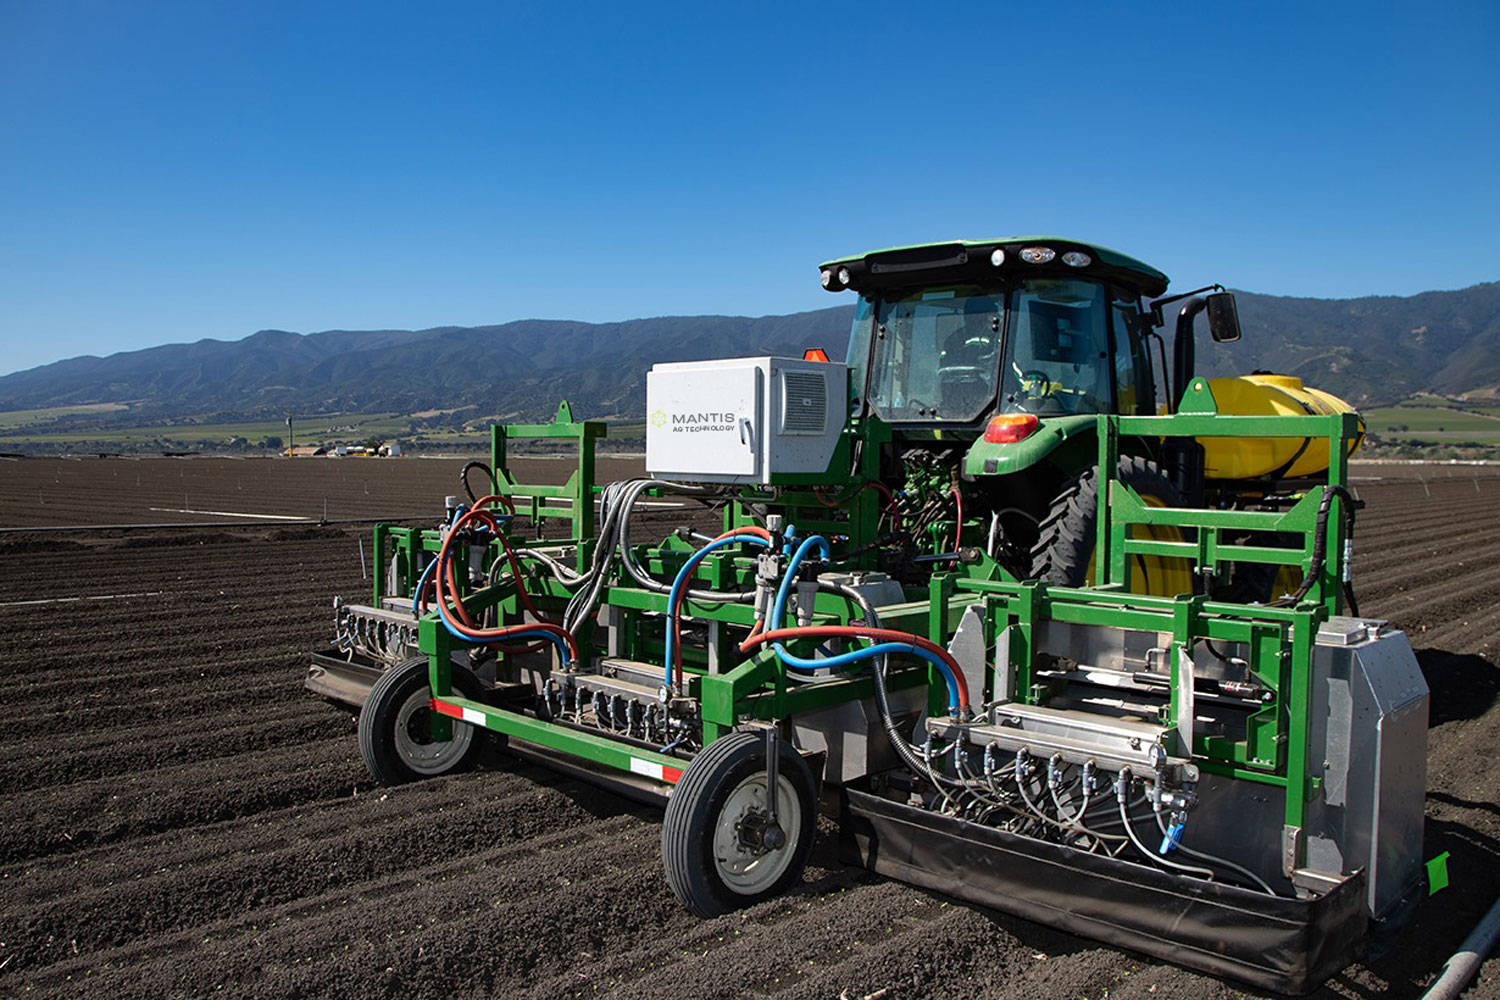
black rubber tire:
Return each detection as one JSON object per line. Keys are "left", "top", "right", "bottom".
{"left": 359, "top": 656, "right": 486, "bottom": 785}
{"left": 1222, "top": 530, "right": 1303, "bottom": 604}
{"left": 1029, "top": 456, "right": 1185, "bottom": 590}
{"left": 661, "top": 731, "right": 817, "bottom": 917}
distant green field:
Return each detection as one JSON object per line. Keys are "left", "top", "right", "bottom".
{"left": 0, "top": 402, "right": 130, "bottom": 430}
{"left": 1387, "top": 393, "right": 1458, "bottom": 409}
{"left": 1363, "top": 401, "right": 1500, "bottom": 443}
{"left": 411, "top": 429, "right": 490, "bottom": 446}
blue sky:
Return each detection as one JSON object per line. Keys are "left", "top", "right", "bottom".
{"left": 2, "top": 1, "right": 1497, "bottom": 376}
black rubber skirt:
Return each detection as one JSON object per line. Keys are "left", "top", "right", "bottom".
{"left": 840, "top": 788, "right": 1366, "bottom": 995}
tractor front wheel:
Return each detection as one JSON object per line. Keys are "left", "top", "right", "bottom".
{"left": 359, "top": 656, "right": 486, "bottom": 785}
{"left": 662, "top": 731, "right": 817, "bottom": 917}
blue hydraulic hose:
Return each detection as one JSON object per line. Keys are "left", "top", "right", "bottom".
{"left": 770, "top": 638, "right": 962, "bottom": 712}
{"left": 769, "top": 535, "right": 830, "bottom": 630}
{"left": 770, "top": 533, "right": 963, "bottom": 713}
{"left": 412, "top": 556, "right": 439, "bottom": 615}
{"left": 663, "top": 531, "right": 770, "bottom": 689}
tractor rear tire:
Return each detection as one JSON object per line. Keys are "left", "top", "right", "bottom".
{"left": 359, "top": 656, "right": 485, "bottom": 785}
{"left": 1223, "top": 531, "right": 1304, "bottom": 604}
{"left": 1029, "top": 456, "right": 1190, "bottom": 594}
{"left": 662, "top": 731, "right": 817, "bottom": 917}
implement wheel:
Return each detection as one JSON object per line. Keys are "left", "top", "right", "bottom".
{"left": 1029, "top": 455, "right": 1195, "bottom": 596}
{"left": 359, "top": 656, "right": 485, "bottom": 785}
{"left": 662, "top": 731, "right": 816, "bottom": 917}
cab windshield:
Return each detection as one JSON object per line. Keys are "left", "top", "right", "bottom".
{"left": 865, "top": 287, "right": 1003, "bottom": 423}
{"left": 848, "top": 277, "right": 1123, "bottom": 423}
{"left": 1000, "top": 278, "right": 1112, "bottom": 417}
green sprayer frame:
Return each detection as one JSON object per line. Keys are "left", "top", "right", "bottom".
{"left": 379, "top": 381, "right": 1352, "bottom": 850}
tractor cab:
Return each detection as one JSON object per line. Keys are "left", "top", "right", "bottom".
{"left": 828, "top": 238, "right": 1171, "bottom": 433}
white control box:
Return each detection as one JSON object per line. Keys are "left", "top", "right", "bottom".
{"left": 646, "top": 357, "right": 847, "bottom": 484}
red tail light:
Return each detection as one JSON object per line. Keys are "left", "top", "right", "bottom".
{"left": 983, "top": 413, "right": 1039, "bottom": 443}
{"left": 802, "top": 348, "right": 830, "bottom": 362}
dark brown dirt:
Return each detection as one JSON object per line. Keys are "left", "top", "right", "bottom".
{"left": 0, "top": 453, "right": 650, "bottom": 528}
{"left": 2, "top": 458, "right": 1499, "bottom": 998}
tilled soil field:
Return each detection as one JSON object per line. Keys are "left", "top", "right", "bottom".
{"left": 0, "top": 453, "right": 650, "bottom": 527}
{"left": 3, "top": 456, "right": 1500, "bottom": 999}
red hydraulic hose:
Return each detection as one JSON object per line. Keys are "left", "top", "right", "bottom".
{"left": 720, "top": 526, "right": 771, "bottom": 543}
{"left": 432, "top": 501, "right": 579, "bottom": 662}
{"left": 471, "top": 493, "right": 518, "bottom": 517}
{"left": 742, "top": 618, "right": 765, "bottom": 648}
{"left": 440, "top": 504, "right": 505, "bottom": 629}
{"left": 442, "top": 498, "right": 548, "bottom": 626}
{"left": 444, "top": 551, "right": 479, "bottom": 627}
{"left": 450, "top": 527, "right": 549, "bottom": 653}
{"left": 416, "top": 498, "right": 550, "bottom": 653}
{"left": 739, "top": 624, "right": 970, "bottom": 713}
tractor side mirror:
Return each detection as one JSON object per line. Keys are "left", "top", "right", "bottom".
{"left": 1207, "top": 292, "right": 1242, "bottom": 343}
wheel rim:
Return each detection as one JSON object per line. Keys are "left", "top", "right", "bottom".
{"left": 392, "top": 687, "right": 474, "bottom": 775}
{"left": 711, "top": 772, "right": 803, "bottom": 895}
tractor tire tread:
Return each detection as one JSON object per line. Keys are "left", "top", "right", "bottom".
{"left": 1029, "top": 456, "right": 1181, "bottom": 587}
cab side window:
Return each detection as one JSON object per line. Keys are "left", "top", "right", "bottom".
{"left": 1110, "top": 294, "right": 1152, "bottom": 414}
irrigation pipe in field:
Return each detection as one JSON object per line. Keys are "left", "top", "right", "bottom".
{"left": 1420, "top": 893, "right": 1500, "bottom": 1000}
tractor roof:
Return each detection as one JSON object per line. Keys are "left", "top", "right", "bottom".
{"left": 819, "top": 237, "right": 1170, "bottom": 299}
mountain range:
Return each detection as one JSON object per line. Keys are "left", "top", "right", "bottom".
{"left": 2, "top": 282, "right": 1498, "bottom": 425}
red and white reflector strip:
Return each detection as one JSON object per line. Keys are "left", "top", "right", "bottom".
{"left": 629, "top": 758, "right": 684, "bottom": 784}
{"left": 432, "top": 698, "right": 683, "bottom": 784}
{"left": 431, "top": 699, "right": 486, "bottom": 726}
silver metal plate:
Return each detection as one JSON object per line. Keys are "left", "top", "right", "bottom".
{"left": 929, "top": 702, "right": 1181, "bottom": 771}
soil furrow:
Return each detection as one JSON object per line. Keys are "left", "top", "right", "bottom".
{"left": 3, "top": 779, "right": 645, "bottom": 974}
{"left": 0, "top": 699, "right": 337, "bottom": 791}
{"left": 0, "top": 670, "right": 324, "bottom": 730}
{"left": 0, "top": 737, "right": 363, "bottom": 864}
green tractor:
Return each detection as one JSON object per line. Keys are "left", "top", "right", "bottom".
{"left": 817, "top": 237, "right": 1361, "bottom": 602}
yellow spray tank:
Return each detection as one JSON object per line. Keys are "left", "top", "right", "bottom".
{"left": 1196, "top": 374, "right": 1365, "bottom": 479}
